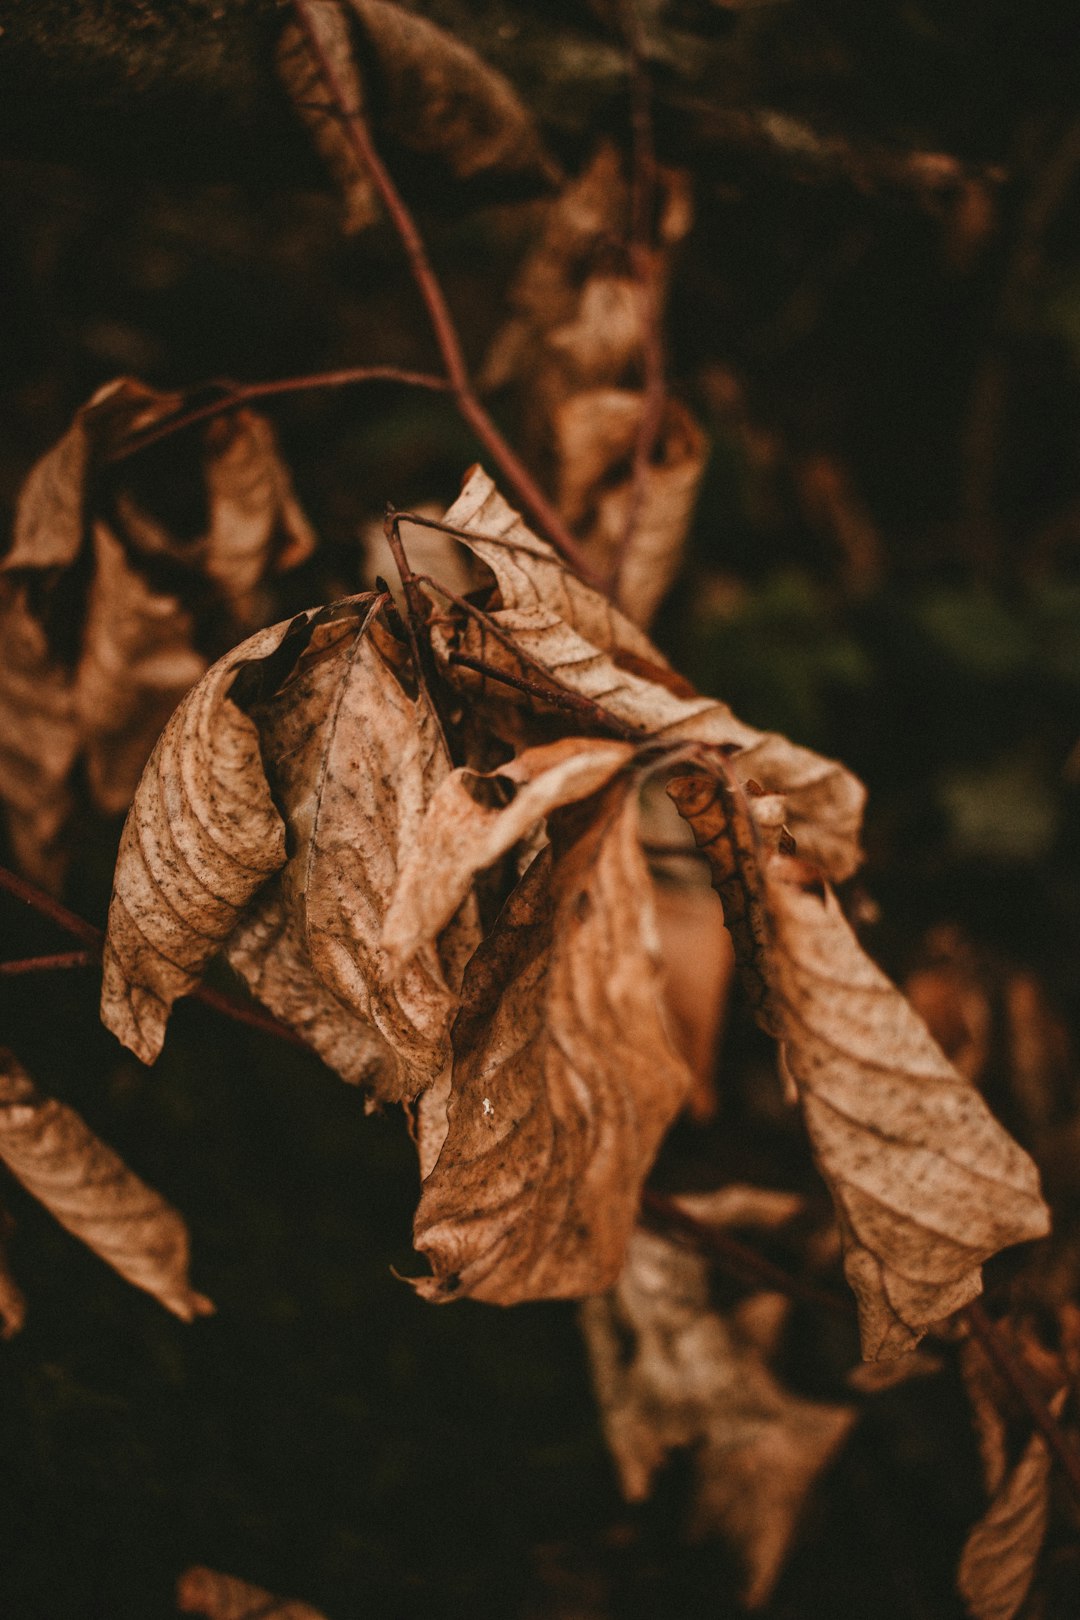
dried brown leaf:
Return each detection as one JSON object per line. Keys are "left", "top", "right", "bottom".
{"left": 100, "top": 621, "right": 291, "bottom": 1065}
{"left": 177, "top": 1565, "right": 328, "bottom": 1620}
{"left": 555, "top": 390, "right": 708, "bottom": 626}
{"left": 0, "top": 1215, "right": 27, "bottom": 1340}
{"left": 0, "top": 1049, "right": 212, "bottom": 1322}
{"left": 668, "top": 767, "right": 1050, "bottom": 1359}
{"left": 0, "top": 380, "right": 314, "bottom": 882}
{"left": 382, "top": 735, "right": 634, "bottom": 973}
{"left": 961, "top": 1334, "right": 1011, "bottom": 1495}
{"left": 413, "top": 779, "right": 692, "bottom": 1303}
{"left": 436, "top": 468, "right": 866, "bottom": 882}
{"left": 278, "top": 0, "right": 555, "bottom": 234}
{"left": 957, "top": 1391, "right": 1067, "bottom": 1620}
{"left": 581, "top": 1228, "right": 855, "bottom": 1608}
{"left": 653, "top": 876, "right": 732, "bottom": 1120}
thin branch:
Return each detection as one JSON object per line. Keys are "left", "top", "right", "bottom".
{"left": 0, "top": 864, "right": 308, "bottom": 1052}
{"left": 0, "top": 950, "right": 97, "bottom": 976}
{"left": 613, "top": 0, "right": 667, "bottom": 596}
{"left": 965, "top": 1300, "right": 1080, "bottom": 1509}
{"left": 290, "top": 0, "right": 596, "bottom": 581}
{"left": 641, "top": 1188, "right": 850, "bottom": 1318}
{"left": 447, "top": 651, "right": 639, "bottom": 738}
{"left": 110, "top": 367, "right": 450, "bottom": 463}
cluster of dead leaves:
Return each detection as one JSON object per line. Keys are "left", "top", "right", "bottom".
{"left": 0, "top": 378, "right": 314, "bottom": 888}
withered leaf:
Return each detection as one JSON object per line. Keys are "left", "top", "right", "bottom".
{"left": 555, "top": 390, "right": 708, "bottom": 627}
{"left": 436, "top": 467, "right": 866, "bottom": 882}
{"left": 177, "top": 1566, "right": 328, "bottom": 1620}
{"left": 413, "top": 779, "right": 692, "bottom": 1304}
{"left": 382, "top": 735, "right": 634, "bottom": 973}
{"left": 581, "top": 1228, "right": 855, "bottom": 1608}
{"left": 100, "top": 620, "right": 292, "bottom": 1065}
{"left": 0, "top": 1216, "right": 27, "bottom": 1340}
{"left": 0, "top": 379, "right": 314, "bottom": 884}
{"left": 957, "top": 1391, "right": 1067, "bottom": 1620}
{"left": 668, "top": 766, "right": 1050, "bottom": 1359}
{"left": 278, "top": 0, "right": 555, "bottom": 235}
{"left": 233, "top": 599, "right": 479, "bottom": 1101}
{"left": 0, "top": 1049, "right": 212, "bottom": 1322}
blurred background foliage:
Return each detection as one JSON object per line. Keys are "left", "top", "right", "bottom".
{"left": 2, "top": 0, "right": 1080, "bottom": 1615}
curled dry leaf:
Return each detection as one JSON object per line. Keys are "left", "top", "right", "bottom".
{"left": 434, "top": 467, "right": 866, "bottom": 882}
{"left": 668, "top": 765, "right": 1050, "bottom": 1359}
{"left": 555, "top": 390, "right": 708, "bottom": 626}
{"left": 177, "top": 1565, "right": 328, "bottom": 1620}
{"left": 382, "top": 735, "right": 635, "bottom": 972}
{"left": 413, "top": 779, "right": 692, "bottom": 1304}
{"left": 581, "top": 1228, "right": 855, "bottom": 1608}
{"left": 100, "top": 622, "right": 290, "bottom": 1066}
{"left": 652, "top": 874, "right": 732, "bottom": 1120}
{"left": 0, "top": 378, "right": 314, "bottom": 885}
{"left": 278, "top": 0, "right": 556, "bottom": 234}
{"left": 957, "top": 1390, "right": 1067, "bottom": 1620}
{"left": 0, "top": 1049, "right": 212, "bottom": 1322}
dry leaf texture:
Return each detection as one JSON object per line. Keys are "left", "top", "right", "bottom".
{"left": 581, "top": 1228, "right": 854, "bottom": 1607}
{"left": 436, "top": 467, "right": 865, "bottom": 882}
{"left": 100, "top": 622, "right": 290, "bottom": 1065}
{"left": 279, "top": 0, "right": 554, "bottom": 234}
{"left": 413, "top": 781, "right": 692, "bottom": 1303}
{"left": 177, "top": 1565, "right": 328, "bottom": 1620}
{"left": 957, "top": 1391, "right": 1067, "bottom": 1620}
{"left": 0, "top": 1049, "right": 212, "bottom": 1321}
{"left": 668, "top": 766, "right": 1050, "bottom": 1358}
{"left": 1, "top": 379, "right": 313, "bottom": 883}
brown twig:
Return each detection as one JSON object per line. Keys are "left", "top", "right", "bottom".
{"left": 446, "top": 651, "right": 639, "bottom": 739}
{"left": 613, "top": 0, "right": 668, "bottom": 597}
{"left": 110, "top": 366, "right": 449, "bottom": 463}
{"left": 965, "top": 1299, "right": 1080, "bottom": 1509}
{"left": 290, "top": 0, "right": 595, "bottom": 581}
{"left": 641, "top": 1188, "right": 850, "bottom": 1318}
{"left": 0, "top": 864, "right": 308, "bottom": 1052}
{"left": 0, "top": 950, "right": 97, "bottom": 976}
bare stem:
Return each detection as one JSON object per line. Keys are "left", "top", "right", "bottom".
{"left": 290, "top": 0, "right": 595, "bottom": 579}
{"left": 0, "top": 950, "right": 97, "bottom": 976}
{"left": 110, "top": 367, "right": 449, "bottom": 463}
{"left": 0, "top": 864, "right": 307, "bottom": 1052}
{"left": 965, "top": 1300, "right": 1080, "bottom": 1508}
{"left": 447, "top": 651, "right": 638, "bottom": 739}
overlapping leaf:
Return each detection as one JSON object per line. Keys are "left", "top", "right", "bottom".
{"left": 413, "top": 779, "right": 692, "bottom": 1303}
{"left": 0, "top": 378, "right": 315, "bottom": 885}
{"left": 431, "top": 467, "right": 866, "bottom": 882}
{"left": 668, "top": 764, "right": 1050, "bottom": 1357}
{"left": 0, "top": 1048, "right": 212, "bottom": 1321}
{"left": 581, "top": 1227, "right": 855, "bottom": 1607}
{"left": 278, "top": 0, "right": 555, "bottom": 234}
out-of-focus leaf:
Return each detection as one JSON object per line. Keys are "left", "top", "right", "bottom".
{"left": 278, "top": 0, "right": 556, "bottom": 234}
{"left": 668, "top": 766, "right": 1050, "bottom": 1358}
{"left": 0, "top": 1048, "right": 213, "bottom": 1322}
{"left": 581, "top": 1228, "right": 855, "bottom": 1608}
{"left": 0, "top": 1212, "right": 27, "bottom": 1340}
{"left": 957, "top": 1391, "right": 1066, "bottom": 1620}
{"left": 413, "top": 780, "right": 691, "bottom": 1303}
{"left": 177, "top": 1565, "right": 328, "bottom": 1620}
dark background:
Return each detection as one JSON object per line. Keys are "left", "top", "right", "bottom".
{"left": 1, "top": 2, "right": 1079, "bottom": 1614}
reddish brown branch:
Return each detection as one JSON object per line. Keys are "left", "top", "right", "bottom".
{"left": 0, "top": 865, "right": 308, "bottom": 1053}
{"left": 290, "top": 0, "right": 595, "bottom": 581}
{"left": 965, "top": 1300, "right": 1080, "bottom": 1508}
{"left": 0, "top": 950, "right": 97, "bottom": 976}
{"left": 642, "top": 1188, "right": 850, "bottom": 1318}
{"left": 110, "top": 366, "right": 449, "bottom": 462}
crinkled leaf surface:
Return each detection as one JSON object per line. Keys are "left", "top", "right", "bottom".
{"left": 581, "top": 1228, "right": 855, "bottom": 1608}
{"left": 435, "top": 467, "right": 865, "bottom": 881}
{"left": 413, "top": 780, "right": 691, "bottom": 1303}
{"left": 668, "top": 766, "right": 1050, "bottom": 1358}
{"left": 0, "top": 1048, "right": 212, "bottom": 1322}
